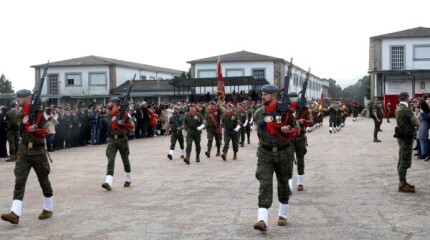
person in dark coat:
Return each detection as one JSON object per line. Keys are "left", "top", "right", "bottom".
{"left": 0, "top": 107, "right": 9, "bottom": 158}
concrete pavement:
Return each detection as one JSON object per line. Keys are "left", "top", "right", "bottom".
{"left": 0, "top": 116, "right": 429, "bottom": 240}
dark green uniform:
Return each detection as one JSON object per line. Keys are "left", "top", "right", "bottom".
{"left": 372, "top": 103, "right": 383, "bottom": 139}
{"left": 395, "top": 103, "right": 417, "bottom": 181}
{"left": 254, "top": 103, "right": 299, "bottom": 209}
{"left": 293, "top": 109, "right": 313, "bottom": 176}
{"left": 222, "top": 112, "right": 240, "bottom": 155}
{"left": 6, "top": 108, "right": 19, "bottom": 159}
{"left": 238, "top": 109, "right": 248, "bottom": 146}
{"left": 245, "top": 108, "right": 253, "bottom": 144}
{"left": 14, "top": 107, "right": 52, "bottom": 201}
{"left": 169, "top": 113, "right": 184, "bottom": 151}
{"left": 183, "top": 112, "right": 204, "bottom": 160}
{"left": 204, "top": 108, "right": 222, "bottom": 156}
{"left": 105, "top": 108, "right": 133, "bottom": 177}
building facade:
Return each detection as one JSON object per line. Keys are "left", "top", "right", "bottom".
{"left": 369, "top": 27, "right": 430, "bottom": 115}
{"left": 188, "top": 51, "right": 327, "bottom": 101}
{"left": 32, "top": 56, "right": 183, "bottom": 106}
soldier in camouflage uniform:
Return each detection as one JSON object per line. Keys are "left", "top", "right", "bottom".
{"left": 5, "top": 101, "right": 19, "bottom": 162}
{"left": 253, "top": 85, "right": 300, "bottom": 231}
{"left": 219, "top": 103, "right": 241, "bottom": 161}
{"left": 372, "top": 98, "right": 383, "bottom": 142}
{"left": 237, "top": 103, "right": 249, "bottom": 147}
{"left": 183, "top": 103, "right": 204, "bottom": 164}
{"left": 1, "top": 90, "right": 53, "bottom": 225}
{"left": 204, "top": 101, "right": 222, "bottom": 158}
{"left": 101, "top": 97, "right": 135, "bottom": 191}
{"left": 166, "top": 106, "right": 185, "bottom": 160}
{"left": 395, "top": 92, "right": 419, "bottom": 193}
{"left": 293, "top": 103, "right": 313, "bottom": 192}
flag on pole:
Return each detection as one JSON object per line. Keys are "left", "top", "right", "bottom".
{"left": 217, "top": 57, "right": 225, "bottom": 104}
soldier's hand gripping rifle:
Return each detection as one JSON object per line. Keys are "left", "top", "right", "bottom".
{"left": 29, "top": 62, "right": 49, "bottom": 125}
{"left": 296, "top": 68, "right": 310, "bottom": 116}
{"left": 118, "top": 74, "right": 136, "bottom": 120}
{"left": 277, "top": 58, "right": 294, "bottom": 115}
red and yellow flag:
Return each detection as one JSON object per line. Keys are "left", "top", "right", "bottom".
{"left": 217, "top": 57, "right": 225, "bottom": 104}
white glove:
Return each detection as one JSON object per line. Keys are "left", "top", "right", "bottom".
{"left": 182, "top": 129, "right": 187, "bottom": 137}
{"left": 243, "top": 120, "right": 248, "bottom": 127}
{"left": 249, "top": 119, "right": 253, "bottom": 124}
{"left": 234, "top": 125, "right": 241, "bottom": 132}
{"left": 197, "top": 124, "right": 205, "bottom": 131}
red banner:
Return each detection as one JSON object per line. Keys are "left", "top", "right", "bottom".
{"left": 217, "top": 57, "right": 225, "bottom": 104}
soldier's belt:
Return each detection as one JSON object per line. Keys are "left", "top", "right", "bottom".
{"left": 21, "top": 140, "right": 45, "bottom": 149}
{"left": 261, "top": 144, "right": 288, "bottom": 153}
{"left": 110, "top": 134, "right": 125, "bottom": 139}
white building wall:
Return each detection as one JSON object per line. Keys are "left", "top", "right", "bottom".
{"left": 139, "top": 70, "right": 177, "bottom": 80}
{"left": 116, "top": 67, "right": 141, "bottom": 87}
{"left": 381, "top": 37, "right": 430, "bottom": 70}
{"left": 41, "top": 66, "right": 110, "bottom": 96}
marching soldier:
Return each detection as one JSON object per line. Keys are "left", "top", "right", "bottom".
{"left": 219, "top": 103, "right": 241, "bottom": 161}
{"left": 166, "top": 106, "right": 185, "bottom": 160}
{"left": 395, "top": 92, "right": 419, "bottom": 193}
{"left": 328, "top": 103, "right": 337, "bottom": 133}
{"left": 372, "top": 98, "right": 383, "bottom": 142}
{"left": 253, "top": 85, "right": 300, "bottom": 231}
{"left": 5, "top": 101, "right": 19, "bottom": 162}
{"left": 1, "top": 89, "right": 53, "bottom": 224}
{"left": 293, "top": 102, "right": 313, "bottom": 191}
{"left": 183, "top": 103, "right": 204, "bottom": 164}
{"left": 245, "top": 102, "right": 254, "bottom": 144}
{"left": 386, "top": 100, "right": 392, "bottom": 123}
{"left": 101, "top": 97, "right": 135, "bottom": 191}
{"left": 237, "top": 103, "right": 248, "bottom": 147}
{"left": 352, "top": 101, "right": 359, "bottom": 121}
{"left": 204, "top": 101, "right": 222, "bottom": 158}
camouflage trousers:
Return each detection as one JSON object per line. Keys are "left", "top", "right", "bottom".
{"left": 7, "top": 131, "right": 19, "bottom": 157}
{"left": 223, "top": 130, "right": 239, "bottom": 154}
{"left": 106, "top": 138, "right": 131, "bottom": 176}
{"left": 206, "top": 128, "right": 221, "bottom": 151}
{"left": 240, "top": 126, "right": 246, "bottom": 144}
{"left": 255, "top": 145, "right": 293, "bottom": 208}
{"left": 170, "top": 131, "right": 184, "bottom": 150}
{"left": 13, "top": 145, "right": 53, "bottom": 200}
{"left": 397, "top": 138, "right": 412, "bottom": 181}
{"left": 374, "top": 119, "right": 381, "bottom": 139}
{"left": 186, "top": 132, "right": 201, "bottom": 155}
{"left": 293, "top": 134, "right": 307, "bottom": 175}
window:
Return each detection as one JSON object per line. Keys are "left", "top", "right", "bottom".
{"left": 65, "top": 73, "right": 82, "bottom": 86}
{"left": 198, "top": 69, "right": 216, "bottom": 78}
{"left": 48, "top": 74, "right": 58, "bottom": 95}
{"left": 414, "top": 45, "right": 430, "bottom": 60}
{"left": 391, "top": 46, "right": 404, "bottom": 70}
{"left": 149, "top": 76, "right": 156, "bottom": 80}
{"left": 293, "top": 74, "right": 298, "bottom": 86}
{"left": 89, "top": 72, "right": 107, "bottom": 86}
{"left": 226, "top": 68, "right": 244, "bottom": 77}
{"left": 141, "top": 75, "right": 147, "bottom": 80}
{"left": 299, "top": 76, "right": 303, "bottom": 86}
{"left": 252, "top": 69, "right": 265, "bottom": 80}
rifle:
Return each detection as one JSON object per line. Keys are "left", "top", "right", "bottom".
{"left": 29, "top": 62, "right": 49, "bottom": 124}
{"left": 277, "top": 58, "right": 294, "bottom": 115}
{"left": 297, "top": 68, "right": 310, "bottom": 116}
{"left": 119, "top": 74, "right": 136, "bottom": 120}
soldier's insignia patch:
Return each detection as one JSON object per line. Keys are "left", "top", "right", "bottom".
{"left": 23, "top": 115, "right": 29, "bottom": 124}
{"left": 264, "top": 116, "right": 273, "bottom": 122}
{"left": 112, "top": 116, "right": 117, "bottom": 121}
{"left": 276, "top": 116, "right": 282, "bottom": 124}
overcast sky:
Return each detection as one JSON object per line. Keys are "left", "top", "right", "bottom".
{"left": 0, "top": 0, "right": 428, "bottom": 92}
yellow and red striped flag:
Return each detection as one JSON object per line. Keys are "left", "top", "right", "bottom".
{"left": 217, "top": 57, "right": 225, "bottom": 104}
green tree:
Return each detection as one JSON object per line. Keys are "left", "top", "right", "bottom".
{"left": 0, "top": 74, "right": 14, "bottom": 93}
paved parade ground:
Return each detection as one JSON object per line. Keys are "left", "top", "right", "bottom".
{"left": 0, "top": 117, "right": 430, "bottom": 240}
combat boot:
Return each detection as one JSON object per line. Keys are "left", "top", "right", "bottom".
{"left": 247, "top": 138, "right": 250, "bottom": 144}
{"left": 183, "top": 154, "right": 190, "bottom": 165}
{"left": 205, "top": 149, "right": 210, "bottom": 158}
{"left": 167, "top": 154, "right": 173, "bottom": 160}
{"left": 5, "top": 156, "right": 16, "bottom": 162}
{"left": 221, "top": 152, "right": 227, "bottom": 161}
{"left": 216, "top": 147, "right": 221, "bottom": 156}
{"left": 373, "top": 138, "right": 381, "bottom": 142}
{"left": 196, "top": 154, "right": 200, "bottom": 163}
{"left": 233, "top": 152, "right": 237, "bottom": 160}
{"left": 399, "top": 180, "right": 415, "bottom": 193}
{"left": 38, "top": 210, "right": 53, "bottom": 220}
{"left": 240, "top": 142, "right": 244, "bottom": 147}
{"left": 277, "top": 216, "right": 287, "bottom": 226}
{"left": 253, "top": 220, "right": 267, "bottom": 231}
{"left": 101, "top": 183, "right": 112, "bottom": 191}
{"left": 297, "top": 185, "right": 304, "bottom": 191}
{"left": 1, "top": 211, "right": 19, "bottom": 224}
